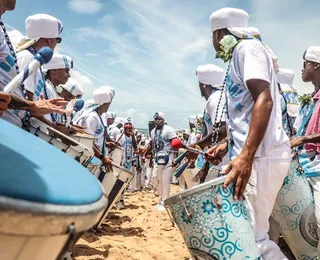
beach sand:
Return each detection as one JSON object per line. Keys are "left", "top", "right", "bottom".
{"left": 73, "top": 185, "right": 295, "bottom": 260}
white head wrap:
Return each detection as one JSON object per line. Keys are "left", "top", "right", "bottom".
{"left": 196, "top": 64, "right": 224, "bottom": 87}
{"left": 93, "top": 86, "right": 115, "bottom": 105}
{"left": 43, "top": 54, "right": 73, "bottom": 72}
{"left": 188, "top": 115, "right": 197, "bottom": 125}
{"left": 304, "top": 46, "right": 320, "bottom": 64}
{"left": 58, "top": 78, "right": 84, "bottom": 98}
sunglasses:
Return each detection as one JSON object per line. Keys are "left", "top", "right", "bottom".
{"left": 56, "top": 37, "right": 62, "bottom": 44}
{"left": 303, "top": 60, "right": 313, "bottom": 69}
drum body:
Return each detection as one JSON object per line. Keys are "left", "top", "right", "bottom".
{"left": 110, "top": 146, "right": 123, "bottom": 165}
{"left": 69, "top": 133, "right": 94, "bottom": 149}
{"left": 27, "top": 118, "right": 94, "bottom": 166}
{"left": 164, "top": 176, "right": 260, "bottom": 260}
{"left": 0, "top": 119, "right": 108, "bottom": 260}
{"left": 87, "top": 157, "right": 101, "bottom": 176}
{"left": 96, "top": 163, "right": 134, "bottom": 228}
{"left": 271, "top": 159, "right": 318, "bottom": 259}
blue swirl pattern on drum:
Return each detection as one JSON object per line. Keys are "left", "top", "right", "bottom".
{"left": 167, "top": 183, "right": 260, "bottom": 259}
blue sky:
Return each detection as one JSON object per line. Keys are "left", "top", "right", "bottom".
{"left": 4, "top": 0, "right": 320, "bottom": 128}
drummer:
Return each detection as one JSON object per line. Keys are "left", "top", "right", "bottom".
{"left": 74, "top": 86, "right": 115, "bottom": 172}
{"left": 206, "top": 8, "right": 291, "bottom": 259}
{"left": 0, "top": 4, "right": 68, "bottom": 125}
{"left": 143, "top": 112, "right": 178, "bottom": 211}
{"left": 188, "top": 64, "right": 227, "bottom": 182}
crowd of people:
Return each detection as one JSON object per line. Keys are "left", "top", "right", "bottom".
{"left": 1, "top": 0, "right": 320, "bottom": 259}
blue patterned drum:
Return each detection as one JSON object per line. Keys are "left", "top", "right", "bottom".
{"left": 271, "top": 158, "right": 318, "bottom": 259}
{"left": 164, "top": 176, "right": 260, "bottom": 259}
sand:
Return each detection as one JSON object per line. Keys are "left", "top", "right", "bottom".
{"left": 73, "top": 185, "right": 295, "bottom": 260}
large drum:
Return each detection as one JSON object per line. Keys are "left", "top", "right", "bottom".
{"left": 0, "top": 119, "right": 108, "bottom": 260}
{"left": 69, "top": 133, "right": 94, "bottom": 149}
{"left": 96, "top": 163, "right": 134, "bottom": 228}
{"left": 271, "top": 158, "right": 318, "bottom": 259}
{"left": 27, "top": 118, "right": 94, "bottom": 166}
{"left": 109, "top": 145, "right": 123, "bottom": 165}
{"left": 164, "top": 176, "right": 260, "bottom": 260}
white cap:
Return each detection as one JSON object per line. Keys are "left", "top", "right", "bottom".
{"left": 26, "top": 14, "right": 63, "bottom": 40}
{"left": 43, "top": 54, "right": 73, "bottom": 72}
{"left": 184, "top": 129, "right": 191, "bottom": 135}
{"left": 153, "top": 112, "right": 165, "bottom": 119}
{"left": 303, "top": 46, "right": 320, "bottom": 64}
{"left": 188, "top": 115, "right": 197, "bottom": 125}
{"left": 276, "top": 69, "right": 294, "bottom": 85}
{"left": 93, "top": 86, "right": 115, "bottom": 105}
{"left": 196, "top": 64, "right": 224, "bottom": 87}
{"left": 59, "top": 78, "right": 84, "bottom": 98}
{"left": 115, "top": 117, "right": 125, "bottom": 126}
{"left": 105, "top": 112, "right": 116, "bottom": 119}
{"left": 210, "top": 8, "right": 249, "bottom": 32}
{"left": 125, "top": 117, "right": 133, "bottom": 124}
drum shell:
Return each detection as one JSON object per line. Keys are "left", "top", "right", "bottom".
{"left": 69, "top": 133, "right": 94, "bottom": 150}
{"left": 96, "top": 163, "right": 134, "bottom": 227}
{"left": 271, "top": 159, "right": 318, "bottom": 259}
{"left": 164, "top": 176, "right": 260, "bottom": 259}
{"left": 110, "top": 146, "right": 123, "bottom": 165}
{"left": 87, "top": 157, "right": 101, "bottom": 176}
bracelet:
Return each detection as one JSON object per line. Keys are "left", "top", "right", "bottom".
{"left": 99, "top": 154, "right": 104, "bottom": 160}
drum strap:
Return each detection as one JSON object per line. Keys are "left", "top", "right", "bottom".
{"left": 0, "top": 19, "right": 31, "bottom": 128}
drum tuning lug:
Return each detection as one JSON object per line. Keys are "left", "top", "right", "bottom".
{"left": 35, "top": 126, "right": 40, "bottom": 137}
{"left": 165, "top": 206, "right": 175, "bottom": 227}
{"left": 76, "top": 152, "right": 84, "bottom": 163}
{"left": 49, "top": 136, "right": 54, "bottom": 145}
{"left": 179, "top": 195, "right": 192, "bottom": 219}
{"left": 62, "top": 144, "right": 71, "bottom": 153}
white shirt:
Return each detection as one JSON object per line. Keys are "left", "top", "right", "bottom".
{"left": 44, "top": 79, "right": 60, "bottom": 124}
{"left": 225, "top": 39, "right": 288, "bottom": 160}
{"left": 77, "top": 111, "right": 105, "bottom": 152}
{"left": 151, "top": 125, "right": 177, "bottom": 161}
{"left": 108, "top": 125, "right": 121, "bottom": 142}
{"left": 117, "top": 134, "right": 133, "bottom": 169}
{"left": 187, "top": 132, "right": 198, "bottom": 145}
{"left": 0, "top": 28, "right": 27, "bottom": 127}
{"left": 202, "top": 89, "right": 226, "bottom": 138}
{"left": 17, "top": 49, "right": 45, "bottom": 101}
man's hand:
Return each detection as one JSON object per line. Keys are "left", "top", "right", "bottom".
{"left": 30, "top": 96, "right": 68, "bottom": 117}
{"left": 290, "top": 137, "right": 304, "bottom": 149}
{"left": 205, "top": 142, "right": 228, "bottom": 165}
{"left": 221, "top": 153, "right": 253, "bottom": 200}
{"left": 0, "top": 93, "right": 11, "bottom": 116}
{"left": 102, "top": 156, "right": 113, "bottom": 172}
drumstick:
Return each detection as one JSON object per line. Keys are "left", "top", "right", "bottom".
{"left": 171, "top": 139, "right": 207, "bottom": 156}
{"left": 4, "top": 47, "right": 54, "bottom": 93}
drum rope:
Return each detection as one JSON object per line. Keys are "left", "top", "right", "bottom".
{"left": 0, "top": 19, "right": 31, "bottom": 128}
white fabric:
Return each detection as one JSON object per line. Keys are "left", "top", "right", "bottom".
{"left": 154, "top": 112, "right": 165, "bottom": 119}
{"left": 188, "top": 115, "right": 197, "bottom": 125}
{"left": 196, "top": 64, "right": 224, "bottom": 87}
{"left": 0, "top": 28, "right": 26, "bottom": 127}
{"left": 227, "top": 27, "right": 261, "bottom": 40}
{"left": 184, "top": 129, "right": 191, "bottom": 135}
{"left": 59, "top": 78, "right": 83, "bottom": 97}
{"left": 26, "top": 14, "right": 63, "bottom": 40}
{"left": 108, "top": 126, "right": 121, "bottom": 142}
{"left": 226, "top": 39, "right": 289, "bottom": 159}
{"left": 93, "top": 86, "right": 115, "bottom": 105}
{"left": 244, "top": 142, "right": 291, "bottom": 259}
{"left": 43, "top": 54, "right": 72, "bottom": 72}
{"left": 202, "top": 89, "right": 226, "bottom": 138}
{"left": 44, "top": 79, "right": 59, "bottom": 123}
{"left": 276, "top": 69, "right": 294, "bottom": 85}
{"left": 102, "top": 112, "right": 116, "bottom": 127}
{"left": 117, "top": 134, "right": 134, "bottom": 169}
{"left": 187, "top": 132, "right": 198, "bottom": 145}
{"left": 210, "top": 7, "right": 249, "bottom": 32}
{"left": 151, "top": 124, "right": 177, "bottom": 155}
{"left": 124, "top": 117, "right": 133, "bottom": 124}
{"left": 77, "top": 111, "right": 105, "bottom": 151}
{"left": 304, "top": 46, "right": 320, "bottom": 64}
{"left": 17, "top": 50, "right": 45, "bottom": 101}
{"left": 156, "top": 160, "right": 175, "bottom": 201}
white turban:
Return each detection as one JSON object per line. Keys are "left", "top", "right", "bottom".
{"left": 43, "top": 54, "right": 73, "bottom": 72}
{"left": 304, "top": 46, "right": 320, "bottom": 64}
{"left": 188, "top": 115, "right": 197, "bottom": 125}
{"left": 196, "top": 64, "right": 224, "bottom": 87}
{"left": 93, "top": 86, "right": 115, "bottom": 105}
{"left": 58, "top": 78, "right": 83, "bottom": 97}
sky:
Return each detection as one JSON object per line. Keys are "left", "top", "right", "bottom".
{"left": 4, "top": 0, "right": 320, "bottom": 128}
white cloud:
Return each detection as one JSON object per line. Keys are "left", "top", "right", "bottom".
{"left": 68, "top": 0, "right": 103, "bottom": 14}
{"left": 85, "top": 53, "right": 99, "bottom": 56}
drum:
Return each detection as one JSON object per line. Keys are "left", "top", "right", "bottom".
{"left": 164, "top": 176, "right": 260, "bottom": 260}
{"left": 110, "top": 145, "right": 123, "bottom": 165}
{"left": 27, "top": 118, "right": 94, "bottom": 166}
{"left": 271, "top": 158, "right": 318, "bottom": 259}
{"left": 87, "top": 157, "right": 101, "bottom": 176}
{"left": 0, "top": 119, "right": 108, "bottom": 260}
{"left": 69, "top": 133, "right": 94, "bottom": 149}
{"left": 96, "top": 163, "right": 134, "bottom": 228}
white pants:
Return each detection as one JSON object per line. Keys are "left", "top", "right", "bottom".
{"left": 145, "top": 159, "right": 153, "bottom": 186}
{"left": 156, "top": 162, "right": 174, "bottom": 202}
{"left": 307, "top": 176, "right": 320, "bottom": 252}
{"left": 244, "top": 142, "right": 291, "bottom": 260}
{"left": 129, "top": 167, "right": 144, "bottom": 191}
